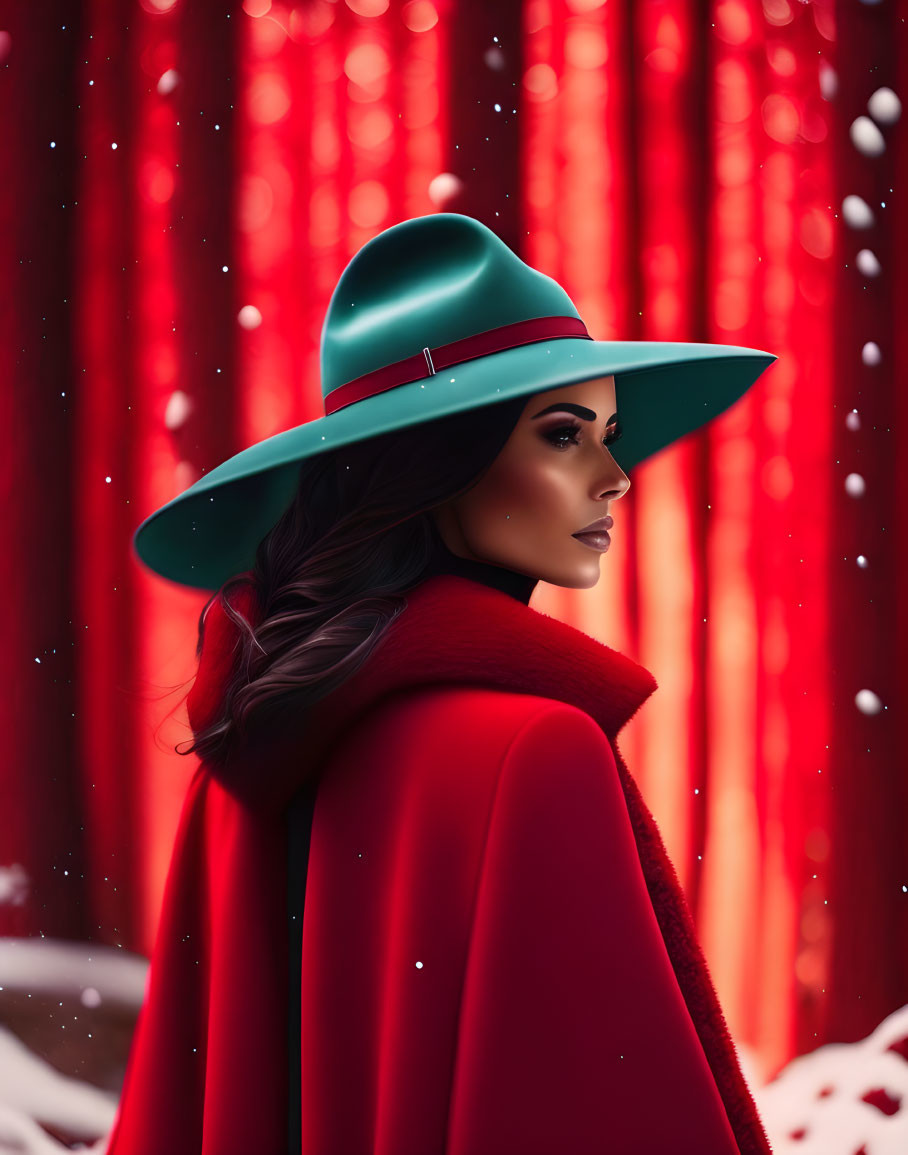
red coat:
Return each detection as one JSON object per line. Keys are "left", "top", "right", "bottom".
{"left": 105, "top": 574, "right": 772, "bottom": 1154}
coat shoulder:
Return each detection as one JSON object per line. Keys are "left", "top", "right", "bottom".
{"left": 322, "top": 682, "right": 616, "bottom": 811}
{"left": 368, "top": 682, "right": 608, "bottom": 763}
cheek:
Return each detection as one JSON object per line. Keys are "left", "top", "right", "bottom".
{"left": 460, "top": 453, "right": 571, "bottom": 541}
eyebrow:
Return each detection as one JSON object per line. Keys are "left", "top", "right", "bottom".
{"left": 531, "top": 403, "right": 618, "bottom": 424}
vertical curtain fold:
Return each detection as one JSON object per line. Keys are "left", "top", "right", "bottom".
{"left": 73, "top": 4, "right": 144, "bottom": 948}
{"left": 827, "top": 0, "right": 905, "bottom": 1049}
{"left": 0, "top": 3, "right": 89, "bottom": 942}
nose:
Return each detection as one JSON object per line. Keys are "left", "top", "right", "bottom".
{"left": 596, "top": 460, "right": 631, "bottom": 502}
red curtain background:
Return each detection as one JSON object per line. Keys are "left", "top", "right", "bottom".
{"left": 1, "top": 0, "right": 905, "bottom": 1088}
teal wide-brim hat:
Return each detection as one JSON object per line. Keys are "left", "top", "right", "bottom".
{"left": 133, "top": 213, "right": 776, "bottom": 591}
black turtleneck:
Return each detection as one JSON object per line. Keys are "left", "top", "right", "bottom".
{"left": 420, "top": 519, "right": 540, "bottom": 606}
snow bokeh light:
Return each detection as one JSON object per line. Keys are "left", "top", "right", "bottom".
{"left": 867, "top": 86, "right": 902, "bottom": 125}
{"left": 155, "top": 68, "right": 178, "bottom": 96}
{"left": 163, "top": 390, "right": 193, "bottom": 431}
{"left": 484, "top": 45, "right": 506, "bottom": 71}
{"left": 427, "top": 172, "right": 464, "bottom": 207}
{"left": 855, "top": 688, "right": 884, "bottom": 716}
{"left": 237, "top": 304, "right": 263, "bottom": 330}
{"left": 818, "top": 60, "right": 837, "bottom": 101}
{"left": 856, "top": 248, "right": 881, "bottom": 277}
{"left": 861, "top": 341, "right": 882, "bottom": 367}
{"left": 850, "top": 115, "right": 885, "bottom": 157}
{"left": 0, "top": 867, "right": 29, "bottom": 908}
{"left": 844, "top": 473, "right": 866, "bottom": 499}
{"left": 841, "top": 195, "right": 875, "bottom": 229}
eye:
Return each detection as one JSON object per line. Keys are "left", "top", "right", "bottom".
{"left": 543, "top": 421, "right": 582, "bottom": 449}
{"left": 606, "top": 424, "right": 623, "bottom": 447}
{"left": 543, "top": 420, "right": 624, "bottom": 451}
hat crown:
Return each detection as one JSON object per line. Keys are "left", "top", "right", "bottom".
{"left": 320, "top": 214, "right": 580, "bottom": 402}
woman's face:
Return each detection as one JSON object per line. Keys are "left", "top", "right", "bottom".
{"left": 433, "top": 375, "right": 631, "bottom": 588}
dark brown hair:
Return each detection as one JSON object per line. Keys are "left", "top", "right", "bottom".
{"left": 177, "top": 394, "right": 528, "bottom": 768}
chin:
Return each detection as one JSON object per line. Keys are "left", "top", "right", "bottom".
{"left": 539, "top": 564, "right": 602, "bottom": 590}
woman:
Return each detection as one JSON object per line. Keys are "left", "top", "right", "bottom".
{"left": 107, "top": 214, "right": 776, "bottom": 1154}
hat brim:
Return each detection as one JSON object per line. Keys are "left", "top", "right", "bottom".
{"left": 133, "top": 338, "right": 775, "bottom": 591}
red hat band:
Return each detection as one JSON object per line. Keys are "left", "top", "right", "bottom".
{"left": 324, "top": 315, "right": 591, "bottom": 416}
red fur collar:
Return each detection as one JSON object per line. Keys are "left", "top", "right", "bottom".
{"left": 187, "top": 573, "right": 658, "bottom": 811}
{"left": 370, "top": 574, "right": 659, "bottom": 736}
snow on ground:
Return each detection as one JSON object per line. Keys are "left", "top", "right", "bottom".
{"left": 0, "top": 1029, "right": 113, "bottom": 1152}
{"left": 0, "top": 938, "right": 147, "bottom": 1153}
{"left": 751, "top": 1003, "right": 908, "bottom": 1155}
{"left": 1, "top": 937, "right": 907, "bottom": 1153}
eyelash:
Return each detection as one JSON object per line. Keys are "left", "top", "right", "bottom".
{"left": 544, "top": 420, "right": 624, "bottom": 451}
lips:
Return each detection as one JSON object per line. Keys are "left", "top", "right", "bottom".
{"left": 572, "top": 515, "right": 613, "bottom": 553}
{"left": 575, "top": 515, "right": 613, "bottom": 535}
{"left": 572, "top": 529, "right": 611, "bottom": 553}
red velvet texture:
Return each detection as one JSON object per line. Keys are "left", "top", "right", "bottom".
{"left": 105, "top": 574, "right": 772, "bottom": 1154}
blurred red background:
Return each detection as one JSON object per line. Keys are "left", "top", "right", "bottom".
{"left": 0, "top": 0, "right": 905, "bottom": 1089}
